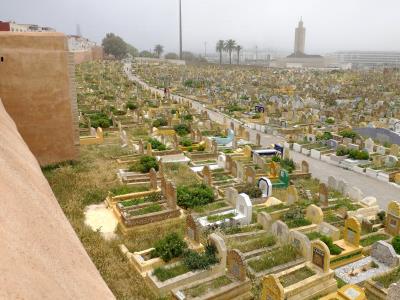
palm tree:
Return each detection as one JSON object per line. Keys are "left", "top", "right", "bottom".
{"left": 224, "top": 39, "right": 236, "bottom": 64}
{"left": 236, "top": 45, "right": 242, "bottom": 64}
{"left": 154, "top": 44, "right": 164, "bottom": 58}
{"left": 216, "top": 40, "right": 224, "bottom": 65}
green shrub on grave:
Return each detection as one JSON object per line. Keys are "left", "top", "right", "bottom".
{"left": 150, "top": 233, "right": 188, "bottom": 262}
{"left": 177, "top": 184, "right": 214, "bottom": 209}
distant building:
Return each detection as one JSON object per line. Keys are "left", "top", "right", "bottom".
{"left": 67, "top": 35, "right": 103, "bottom": 64}
{"left": 0, "top": 20, "right": 55, "bottom": 32}
{"left": 334, "top": 51, "right": 400, "bottom": 68}
{"left": 273, "top": 18, "right": 330, "bottom": 68}
{"left": 294, "top": 18, "right": 306, "bottom": 55}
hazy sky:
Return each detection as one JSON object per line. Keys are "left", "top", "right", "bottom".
{"left": 2, "top": 0, "right": 400, "bottom": 55}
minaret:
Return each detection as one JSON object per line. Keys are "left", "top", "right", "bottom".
{"left": 294, "top": 17, "right": 306, "bottom": 55}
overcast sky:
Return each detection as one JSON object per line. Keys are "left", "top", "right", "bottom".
{"left": 2, "top": 0, "right": 400, "bottom": 55}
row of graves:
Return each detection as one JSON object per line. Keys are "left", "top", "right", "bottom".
{"left": 289, "top": 124, "right": 400, "bottom": 186}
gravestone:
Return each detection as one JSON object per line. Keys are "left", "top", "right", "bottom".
{"left": 258, "top": 177, "right": 272, "bottom": 198}
{"left": 328, "top": 176, "right": 337, "bottom": 190}
{"left": 371, "top": 241, "right": 399, "bottom": 267}
{"left": 271, "top": 220, "right": 290, "bottom": 244}
{"left": 319, "top": 183, "right": 329, "bottom": 207}
{"left": 306, "top": 204, "right": 324, "bottom": 224}
{"left": 364, "top": 138, "right": 375, "bottom": 153}
{"left": 256, "top": 133, "right": 261, "bottom": 147}
{"left": 290, "top": 230, "right": 311, "bottom": 260}
{"left": 236, "top": 193, "right": 252, "bottom": 225}
{"left": 337, "top": 179, "right": 347, "bottom": 194}
{"left": 120, "top": 130, "right": 128, "bottom": 148}
{"left": 388, "top": 282, "right": 400, "bottom": 300}
{"left": 385, "top": 155, "right": 398, "bottom": 168}
{"left": 361, "top": 196, "right": 377, "bottom": 207}
{"left": 217, "top": 154, "right": 226, "bottom": 169}
{"left": 319, "top": 222, "right": 340, "bottom": 241}
{"left": 346, "top": 186, "right": 363, "bottom": 202}
{"left": 160, "top": 175, "right": 167, "bottom": 197}
{"left": 262, "top": 275, "right": 284, "bottom": 300}
{"left": 377, "top": 145, "right": 386, "bottom": 155}
{"left": 386, "top": 200, "right": 400, "bottom": 236}
{"left": 208, "top": 233, "right": 227, "bottom": 271}
{"left": 301, "top": 160, "right": 309, "bottom": 173}
{"left": 257, "top": 212, "right": 273, "bottom": 232}
{"left": 283, "top": 146, "right": 291, "bottom": 160}
{"left": 327, "top": 139, "right": 338, "bottom": 149}
{"left": 149, "top": 168, "right": 157, "bottom": 190}
{"left": 226, "top": 187, "right": 238, "bottom": 206}
{"left": 186, "top": 214, "right": 200, "bottom": 243}
{"left": 245, "top": 166, "right": 256, "bottom": 185}
{"left": 344, "top": 217, "right": 361, "bottom": 247}
{"left": 227, "top": 250, "right": 247, "bottom": 281}
{"left": 146, "top": 142, "right": 153, "bottom": 156}
{"left": 287, "top": 185, "right": 298, "bottom": 205}
{"left": 202, "top": 165, "right": 212, "bottom": 186}
{"left": 311, "top": 240, "right": 330, "bottom": 272}
{"left": 138, "top": 139, "right": 144, "bottom": 154}
{"left": 165, "top": 180, "right": 177, "bottom": 210}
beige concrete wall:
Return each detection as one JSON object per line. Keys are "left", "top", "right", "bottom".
{"left": 72, "top": 46, "right": 104, "bottom": 64}
{"left": 0, "top": 98, "right": 114, "bottom": 299}
{"left": 0, "top": 32, "right": 79, "bottom": 165}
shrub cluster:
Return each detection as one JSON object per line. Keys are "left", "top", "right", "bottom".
{"left": 336, "top": 147, "right": 369, "bottom": 160}
{"left": 180, "top": 138, "right": 192, "bottom": 147}
{"left": 129, "top": 155, "right": 158, "bottom": 173}
{"left": 89, "top": 112, "right": 111, "bottom": 128}
{"left": 339, "top": 129, "right": 358, "bottom": 140}
{"left": 182, "top": 243, "right": 218, "bottom": 271}
{"left": 174, "top": 124, "right": 190, "bottom": 136}
{"left": 148, "top": 138, "right": 167, "bottom": 151}
{"left": 150, "top": 233, "right": 188, "bottom": 262}
{"left": 237, "top": 184, "right": 262, "bottom": 198}
{"left": 177, "top": 184, "right": 214, "bottom": 208}
{"left": 152, "top": 118, "right": 168, "bottom": 128}
{"left": 126, "top": 101, "right": 138, "bottom": 110}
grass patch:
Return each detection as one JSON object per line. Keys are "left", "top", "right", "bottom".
{"left": 153, "top": 264, "right": 189, "bottom": 282}
{"left": 306, "top": 231, "right": 324, "bottom": 240}
{"left": 192, "top": 201, "right": 228, "bottom": 213}
{"left": 184, "top": 275, "right": 232, "bottom": 298}
{"left": 207, "top": 212, "right": 236, "bottom": 223}
{"left": 373, "top": 266, "right": 400, "bottom": 288}
{"left": 110, "top": 184, "right": 148, "bottom": 196}
{"left": 221, "top": 224, "right": 263, "bottom": 235}
{"left": 360, "top": 233, "right": 390, "bottom": 247}
{"left": 335, "top": 275, "right": 347, "bottom": 288}
{"left": 130, "top": 203, "right": 162, "bottom": 216}
{"left": 285, "top": 218, "right": 312, "bottom": 228}
{"left": 229, "top": 235, "right": 276, "bottom": 253}
{"left": 248, "top": 245, "right": 299, "bottom": 272}
{"left": 279, "top": 266, "right": 315, "bottom": 287}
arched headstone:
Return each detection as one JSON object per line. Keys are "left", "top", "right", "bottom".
{"left": 258, "top": 177, "right": 272, "bottom": 198}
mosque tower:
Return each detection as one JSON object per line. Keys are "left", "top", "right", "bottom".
{"left": 294, "top": 17, "right": 306, "bottom": 55}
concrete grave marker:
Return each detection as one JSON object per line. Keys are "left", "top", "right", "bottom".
{"left": 258, "top": 177, "right": 272, "bottom": 198}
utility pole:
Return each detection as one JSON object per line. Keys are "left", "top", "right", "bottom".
{"left": 179, "top": 0, "right": 183, "bottom": 60}
{"left": 204, "top": 41, "right": 207, "bottom": 58}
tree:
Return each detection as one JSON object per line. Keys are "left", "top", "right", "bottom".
{"left": 224, "top": 39, "right": 236, "bottom": 64}
{"left": 101, "top": 33, "right": 128, "bottom": 59}
{"left": 154, "top": 44, "right": 164, "bottom": 58}
{"left": 236, "top": 45, "right": 242, "bottom": 64}
{"left": 216, "top": 40, "right": 224, "bottom": 65}
{"left": 138, "top": 50, "right": 152, "bottom": 57}
{"left": 165, "top": 52, "right": 179, "bottom": 59}
{"left": 126, "top": 43, "right": 138, "bottom": 57}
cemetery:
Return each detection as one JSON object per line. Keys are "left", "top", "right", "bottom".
{"left": 44, "top": 58, "right": 400, "bottom": 299}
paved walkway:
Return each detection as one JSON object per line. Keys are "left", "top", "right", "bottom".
{"left": 125, "top": 63, "right": 398, "bottom": 210}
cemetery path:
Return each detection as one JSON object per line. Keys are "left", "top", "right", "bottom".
{"left": 126, "top": 63, "right": 397, "bottom": 210}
